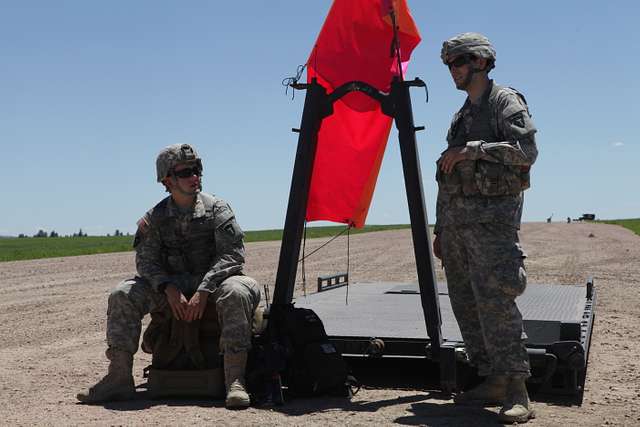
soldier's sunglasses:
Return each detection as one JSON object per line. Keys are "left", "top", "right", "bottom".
{"left": 447, "top": 54, "right": 476, "bottom": 69}
{"left": 172, "top": 166, "right": 202, "bottom": 179}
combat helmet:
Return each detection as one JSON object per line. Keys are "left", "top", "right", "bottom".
{"left": 156, "top": 143, "right": 202, "bottom": 182}
{"left": 441, "top": 32, "right": 496, "bottom": 71}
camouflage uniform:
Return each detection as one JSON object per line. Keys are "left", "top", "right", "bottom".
{"left": 435, "top": 80, "right": 538, "bottom": 377}
{"left": 108, "top": 192, "right": 260, "bottom": 356}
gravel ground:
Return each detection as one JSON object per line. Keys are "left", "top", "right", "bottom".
{"left": 0, "top": 222, "right": 638, "bottom": 426}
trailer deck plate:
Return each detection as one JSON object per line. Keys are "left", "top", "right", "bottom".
{"left": 295, "top": 282, "right": 587, "bottom": 344}
{"left": 293, "top": 281, "right": 595, "bottom": 399}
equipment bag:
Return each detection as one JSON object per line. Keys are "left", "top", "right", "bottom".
{"left": 140, "top": 303, "right": 225, "bottom": 399}
{"left": 276, "top": 305, "right": 357, "bottom": 397}
{"left": 142, "top": 303, "right": 222, "bottom": 371}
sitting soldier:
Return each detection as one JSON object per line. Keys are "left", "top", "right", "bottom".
{"left": 77, "top": 143, "right": 261, "bottom": 409}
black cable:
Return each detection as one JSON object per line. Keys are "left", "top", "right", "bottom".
{"left": 345, "top": 224, "right": 351, "bottom": 305}
{"left": 301, "top": 221, "right": 307, "bottom": 297}
{"left": 388, "top": 6, "right": 404, "bottom": 82}
{"left": 282, "top": 64, "right": 307, "bottom": 99}
{"left": 297, "top": 225, "right": 351, "bottom": 262}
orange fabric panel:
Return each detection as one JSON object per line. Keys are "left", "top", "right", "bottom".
{"left": 305, "top": 0, "right": 421, "bottom": 228}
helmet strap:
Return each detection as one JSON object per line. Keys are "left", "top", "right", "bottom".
{"left": 460, "top": 63, "right": 488, "bottom": 91}
{"left": 458, "top": 68, "right": 476, "bottom": 90}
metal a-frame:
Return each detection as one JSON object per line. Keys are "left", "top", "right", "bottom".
{"left": 270, "top": 76, "right": 445, "bottom": 361}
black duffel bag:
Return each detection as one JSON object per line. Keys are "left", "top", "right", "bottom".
{"left": 248, "top": 304, "right": 358, "bottom": 401}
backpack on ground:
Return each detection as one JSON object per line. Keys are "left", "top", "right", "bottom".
{"left": 248, "top": 304, "right": 359, "bottom": 402}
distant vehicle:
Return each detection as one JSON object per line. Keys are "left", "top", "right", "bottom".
{"left": 574, "top": 213, "right": 596, "bottom": 221}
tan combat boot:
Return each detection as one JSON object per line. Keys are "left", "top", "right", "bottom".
{"left": 499, "top": 376, "right": 536, "bottom": 423}
{"left": 453, "top": 375, "right": 508, "bottom": 406}
{"left": 224, "top": 351, "right": 250, "bottom": 409}
{"left": 76, "top": 349, "right": 135, "bottom": 403}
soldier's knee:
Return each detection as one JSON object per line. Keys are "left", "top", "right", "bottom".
{"left": 216, "top": 277, "right": 243, "bottom": 301}
{"left": 218, "top": 276, "right": 260, "bottom": 302}
{"left": 110, "top": 279, "right": 132, "bottom": 299}
{"left": 487, "top": 258, "right": 527, "bottom": 297}
{"left": 108, "top": 279, "right": 143, "bottom": 310}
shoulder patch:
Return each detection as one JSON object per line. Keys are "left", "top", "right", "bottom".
{"left": 223, "top": 222, "right": 237, "bottom": 237}
{"left": 136, "top": 216, "right": 150, "bottom": 234}
{"left": 133, "top": 214, "right": 152, "bottom": 248}
{"left": 214, "top": 206, "right": 234, "bottom": 229}
{"left": 499, "top": 92, "right": 528, "bottom": 120}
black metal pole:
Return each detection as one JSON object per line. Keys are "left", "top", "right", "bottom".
{"left": 272, "top": 79, "right": 327, "bottom": 305}
{"left": 391, "top": 77, "right": 443, "bottom": 357}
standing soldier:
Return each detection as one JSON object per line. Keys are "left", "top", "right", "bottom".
{"left": 77, "top": 143, "right": 261, "bottom": 409}
{"left": 434, "top": 33, "right": 538, "bottom": 423}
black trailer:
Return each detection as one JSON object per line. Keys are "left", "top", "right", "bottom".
{"left": 294, "top": 277, "right": 595, "bottom": 401}
{"left": 270, "top": 65, "right": 595, "bottom": 401}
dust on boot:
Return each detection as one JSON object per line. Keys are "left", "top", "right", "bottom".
{"left": 76, "top": 348, "right": 135, "bottom": 403}
{"left": 224, "top": 351, "right": 250, "bottom": 409}
{"left": 498, "top": 375, "right": 536, "bottom": 423}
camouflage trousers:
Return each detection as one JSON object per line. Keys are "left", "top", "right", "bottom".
{"left": 440, "top": 222, "right": 530, "bottom": 377}
{"left": 106, "top": 274, "right": 261, "bottom": 355}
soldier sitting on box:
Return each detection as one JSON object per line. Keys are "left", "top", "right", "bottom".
{"left": 77, "top": 143, "right": 261, "bottom": 409}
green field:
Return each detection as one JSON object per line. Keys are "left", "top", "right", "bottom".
{"left": 0, "top": 235, "right": 135, "bottom": 262}
{"left": 0, "top": 224, "right": 410, "bottom": 262}
{"left": 600, "top": 218, "right": 640, "bottom": 236}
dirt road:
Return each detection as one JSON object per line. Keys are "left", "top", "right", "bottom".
{"left": 0, "top": 222, "right": 638, "bottom": 426}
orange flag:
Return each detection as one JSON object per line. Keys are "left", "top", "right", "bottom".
{"left": 305, "top": 0, "right": 421, "bottom": 228}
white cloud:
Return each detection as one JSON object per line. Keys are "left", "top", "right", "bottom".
{"left": 611, "top": 141, "right": 624, "bottom": 147}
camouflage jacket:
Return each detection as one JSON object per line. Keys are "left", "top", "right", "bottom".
{"left": 435, "top": 80, "right": 538, "bottom": 233}
{"left": 134, "top": 192, "right": 245, "bottom": 294}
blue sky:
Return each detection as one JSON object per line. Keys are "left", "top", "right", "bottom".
{"left": 1, "top": 1, "right": 638, "bottom": 236}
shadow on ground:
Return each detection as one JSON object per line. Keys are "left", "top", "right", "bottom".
{"left": 87, "top": 355, "right": 578, "bottom": 421}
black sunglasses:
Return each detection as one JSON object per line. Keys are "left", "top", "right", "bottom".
{"left": 447, "top": 54, "right": 476, "bottom": 69}
{"left": 172, "top": 166, "right": 202, "bottom": 179}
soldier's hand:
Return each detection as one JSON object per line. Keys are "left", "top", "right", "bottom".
{"left": 439, "top": 146, "right": 469, "bottom": 174}
{"left": 185, "top": 290, "right": 209, "bottom": 322}
{"left": 433, "top": 234, "right": 442, "bottom": 259}
{"left": 164, "top": 284, "right": 188, "bottom": 320}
